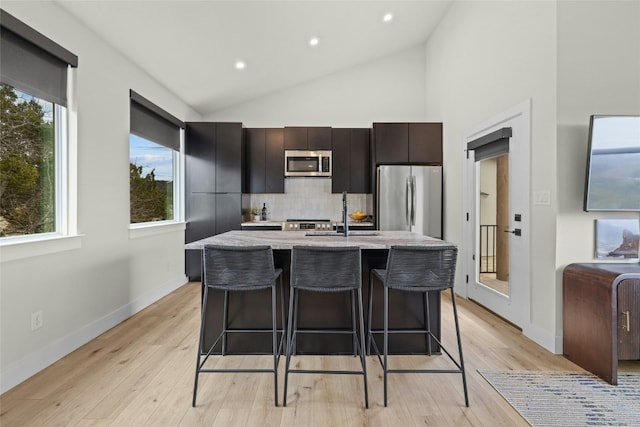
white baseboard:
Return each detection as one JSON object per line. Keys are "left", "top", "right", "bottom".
{"left": 523, "top": 322, "right": 563, "bottom": 355}
{"left": 0, "top": 275, "right": 188, "bottom": 394}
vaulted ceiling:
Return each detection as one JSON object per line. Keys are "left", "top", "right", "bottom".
{"left": 57, "top": 0, "right": 452, "bottom": 116}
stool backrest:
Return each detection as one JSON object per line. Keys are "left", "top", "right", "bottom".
{"left": 290, "top": 246, "right": 361, "bottom": 292}
{"left": 203, "top": 245, "right": 276, "bottom": 290}
{"left": 383, "top": 245, "right": 457, "bottom": 291}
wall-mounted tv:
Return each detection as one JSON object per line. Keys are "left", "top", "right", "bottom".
{"left": 583, "top": 115, "right": 640, "bottom": 211}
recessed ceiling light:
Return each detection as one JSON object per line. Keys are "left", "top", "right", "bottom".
{"left": 309, "top": 37, "right": 320, "bottom": 46}
{"left": 382, "top": 13, "right": 393, "bottom": 22}
{"left": 235, "top": 61, "right": 246, "bottom": 70}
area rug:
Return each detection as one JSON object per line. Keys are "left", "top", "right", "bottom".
{"left": 478, "top": 370, "right": 640, "bottom": 426}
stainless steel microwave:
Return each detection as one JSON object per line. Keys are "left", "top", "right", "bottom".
{"left": 284, "top": 150, "right": 332, "bottom": 177}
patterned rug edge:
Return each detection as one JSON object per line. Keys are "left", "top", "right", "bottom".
{"left": 477, "top": 370, "right": 640, "bottom": 427}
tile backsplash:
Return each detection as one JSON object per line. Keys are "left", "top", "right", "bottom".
{"left": 244, "top": 178, "right": 372, "bottom": 221}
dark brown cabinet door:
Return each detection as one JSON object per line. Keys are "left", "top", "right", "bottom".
{"left": 185, "top": 122, "right": 216, "bottom": 193}
{"left": 185, "top": 192, "right": 216, "bottom": 280}
{"left": 618, "top": 279, "right": 640, "bottom": 360}
{"left": 215, "top": 123, "right": 243, "bottom": 193}
{"left": 308, "top": 127, "right": 332, "bottom": 150}
{"left": 331, "top": 128, "right": 350, "bottom": 193}
{"left": 409, "top": 122, "right": 443, "bottom": 164}
{"left": 284, "top": 127, "right": 308, "bottom": 150}
{"left": 374, "top": 123, "right": 409, "bottom": 164}
{"left": 244, "top": 128, "right": 284, "bottom": 194}
{"left": 245, "top": 128, "right": 266, "bottom": 193}
{"left": 265, "top": 128, "right": 284, "bottom": 193}
{"left": 215, "top": 193, "right": 241, "bottom": 235}
{"left": 332, "top": 128, "right": 370, "bottom": 193}
{"left": 350, "top": 128, "right": 370, "bottom": 193}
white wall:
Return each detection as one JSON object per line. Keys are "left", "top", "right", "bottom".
{"left": 205, "top": 45, "right": 427, "bottom": 126}
{"left": 555, "top": 1, "right": 640, "bottom": 338}
{"left": 0, "top": 2, "right": 201, "bottom": 392}
{"left": 423, "top": 1, "right": 558, "bottom": 349}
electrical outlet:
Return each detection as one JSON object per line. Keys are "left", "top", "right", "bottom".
{"left": 31, "top": 310, "right": 43, "bottom": 331}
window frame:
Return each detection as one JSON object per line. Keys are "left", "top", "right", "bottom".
{"left": 0, "top": 10, "right": 78, "bottom": 254}
{"left": 128, "top": 91, "right": 185, "bottom": 230}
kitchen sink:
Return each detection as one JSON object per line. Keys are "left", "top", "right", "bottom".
{"left": 305, "top": 231, "right": 379, "bottom": 237}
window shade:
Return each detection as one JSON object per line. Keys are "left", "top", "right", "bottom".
{"left": 467, "top": 127, "right": 512, "bottom": 162}
{"left": 0, "top": 9, "right": 77, "bottom": 106}
{"left": 130, "top": 90, "right": 184, "bottom": 151}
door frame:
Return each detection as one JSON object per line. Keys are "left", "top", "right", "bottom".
{"left": 461, "top": 99, "right": 531, "bottom": 329}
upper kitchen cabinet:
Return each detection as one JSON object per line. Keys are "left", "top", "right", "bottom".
{"left": 215, "top": 123, "right": 243, "bottom": 193}
{"left": 185, "top": 122, "right": 216, "bottom": 193}
{"left": 185, "top": 122, "right": 243, "bottom": 193}
{"left": 245, "top": 128, "right": 284, "bottom": 193}
{"left": 284, "top": 126, "right": 331, "bottom": 150}
{"left": 409, "top": 122, "right": 442, "bottom": 164}
{"left": 331, "top": 128, "right": 371, "bottom": 193}
{"left": 373, "top": 122, "right": 442, "bottom": 165}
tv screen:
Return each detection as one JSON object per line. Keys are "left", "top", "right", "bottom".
{"left": 584, "top": 115, "right": 640, "bottom": 211}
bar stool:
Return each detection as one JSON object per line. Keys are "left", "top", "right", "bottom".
{"left": 283, "top": 246, "right": 368, "bottom": 408}
{"left": 367, "top": 245, "right": 468, "bottom": 407}
{"left": 192, "top": 245, "right": 285, "bottom": 407}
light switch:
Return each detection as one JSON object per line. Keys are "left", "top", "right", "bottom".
{"left": 533, "top": 190, "right": 551, "bottom": 205}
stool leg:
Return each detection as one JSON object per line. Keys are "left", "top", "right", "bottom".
{"left": 357, "top": 288, "right": 369, "bottom": 408}
{"left": 192, "top": 286, "right": 209, "bottom": 407}
{"left": 272, "top": 284, "right": 278, "bottom": 406}
{"left": 367, "top": 271, "right": 374, "bottom": 355}
{"left": 424, "top": 291, "right": 432, "bottom": 355}
{"left": 292, "top": 289, "right": 300, "bottom": 356}
{"left": 351, "top": 289, "right": 357, "bottom": 357}
{"left": 383, "top": 286, "right": 389, "bottom": 407}
{"left": 451, "top": 290, "right": 469, "bottom": 407}
{"left": 283, "top": 287, "right": 296, "bottom": 407}
{"left": 280, "top": 277, "right": 286, "bottom": 356}
{"left": 221, "top": 290, "right": 229, "bottom": 356}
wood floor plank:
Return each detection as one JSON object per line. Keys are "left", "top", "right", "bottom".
{"left": 2, "top": 281, "right": 638, "bottom": 427}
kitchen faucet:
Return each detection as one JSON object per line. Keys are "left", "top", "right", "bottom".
{"left": 341, "top": 191, "right": 348, "bottom": 237}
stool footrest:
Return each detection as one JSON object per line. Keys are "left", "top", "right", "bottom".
{"left": 199, "top": 367, "right": 276, "bottom": 373}
{"left": 287, "top": 369, "right": 365, "bottom": 375}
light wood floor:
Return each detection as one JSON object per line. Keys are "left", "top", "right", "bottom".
{"left": 1, "top": 282, "right": 636, "bottom": 426}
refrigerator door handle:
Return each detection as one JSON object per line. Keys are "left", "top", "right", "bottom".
{"left": 405, "top": 176, "right": 411, "bottom": 226}
{"left": 411, "top": 175, "right": 416, "bottom": 226}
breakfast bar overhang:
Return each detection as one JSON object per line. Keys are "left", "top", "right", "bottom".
{"left": 186, "top": 230, "right": 456, "bottom": 355}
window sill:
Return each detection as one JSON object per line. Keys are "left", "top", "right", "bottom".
{"left": 0, "top": 234, "right": 84, "bottom": 262}
{"left": 129, "top": 221, "right": 186, "bottom": 239}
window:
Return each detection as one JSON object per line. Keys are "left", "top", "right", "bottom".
{"left": 0, "top": 10, "right": 77, "bottom": 240}
{"left": 129, "top": 90, "right": 184, "bottom": 225}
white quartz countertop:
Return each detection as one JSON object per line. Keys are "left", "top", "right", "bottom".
{"left": 240, "top": 220, "right": 284, "bottom": 227}
{"left": 185, "top": 230, "right": 454, "bottom": 250}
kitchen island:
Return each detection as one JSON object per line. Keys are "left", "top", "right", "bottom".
{"left": 186, "top": 230, "right": 456, "bottom": 355}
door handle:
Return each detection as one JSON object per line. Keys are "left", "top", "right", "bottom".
{"left": 504, "top": 228, "right": 522, "bottom": 236}
{"left": 405, "top": 177, "right": 411, "bottom": 226}
{"left": 622, "top": 310, "right": 630, "bottom": 332}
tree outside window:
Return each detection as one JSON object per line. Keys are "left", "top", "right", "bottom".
{"left": 129, "top": 134, "right": 175, "bottom": 223}
{"left": 0, "top": 84, "right": 55, "bottom": 237}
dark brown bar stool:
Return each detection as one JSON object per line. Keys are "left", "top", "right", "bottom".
{"left": 192, "top": 245, "right": 285, "bottom": 407}
{"left": 367, "top": 245, "right": 468, "bottom": 407}
{"left": 283, "top": 246, "right": 368, "bottom": 408}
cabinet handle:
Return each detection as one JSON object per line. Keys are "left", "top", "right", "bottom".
{"left": 622, "top": 310, "right": 630, "bottom": 332}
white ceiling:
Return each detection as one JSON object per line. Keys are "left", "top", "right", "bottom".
{"left": 57, "top": 0, "right": 452, "bottom": 117}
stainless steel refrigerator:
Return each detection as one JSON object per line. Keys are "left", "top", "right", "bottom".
{"left": 376, "top": 165, "right": 442, "bottom": 238}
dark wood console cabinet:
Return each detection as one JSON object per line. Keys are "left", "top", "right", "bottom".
{"left": 563, "top": 263, "right": 640, "bottom": 384}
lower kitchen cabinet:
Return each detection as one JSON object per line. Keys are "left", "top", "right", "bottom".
{"left": 185, "top": 193, "right": 241, "bottom": 280}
